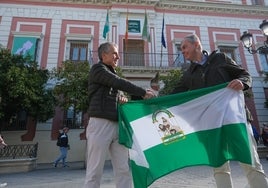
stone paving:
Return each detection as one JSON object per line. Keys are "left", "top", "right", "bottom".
{"left": 1, "top": 159, "right": 268, "bottom": 188}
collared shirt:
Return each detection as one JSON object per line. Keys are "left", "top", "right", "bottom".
{"left": 198, "top": 54, "right": 208, "bottom": 65}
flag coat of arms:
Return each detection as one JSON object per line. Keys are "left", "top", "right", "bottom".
{"left": 119, "top": 83, "right": 253, "bottom": 188}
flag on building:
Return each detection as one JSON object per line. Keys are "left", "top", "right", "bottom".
{"left": 161, "top": 14, "right": 166, "bottom": 48}
{"left": 125, "top": 10, "right": 129, "bottom": 49}
{"left": 102, "top": 10, "right": 110, "bottom": 39}
{"left": 119, "top": 83, "right": 253, "bottom": 188}
{"left": 142, "top": 11, "right": 151, "bottom": 42}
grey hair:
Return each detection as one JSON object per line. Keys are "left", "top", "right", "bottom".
{"left": 183, "top": 34, "right": 203, "bottom": 51}
{"left": 98, "top": 42, "right": 118, "bottom": 61}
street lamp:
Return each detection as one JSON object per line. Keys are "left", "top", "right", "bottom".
{"left": 240, "top": 20, "right": 268, "bottom": 54}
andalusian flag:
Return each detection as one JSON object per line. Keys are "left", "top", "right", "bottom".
{"left": 142, "top": 11, "right": 151, "bottom": 42}
{"left": 119, "top": 83, "right": 253, "bottom": 188}
{"left": 103, "top": 10, "right": 110, "bottom": 39}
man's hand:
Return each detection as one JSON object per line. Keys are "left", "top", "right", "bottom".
{"left": 143, "top": 89, "right": 156, "bottom": 99}
{"left": 118, "top": 95, "right": 128, "bottom": 104}
{"left": 227, "top": 79, "right": 244, "bottom": 91}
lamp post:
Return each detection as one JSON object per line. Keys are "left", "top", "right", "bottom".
{"left": 240, "top": 20, "right": 268, "bottom": 54}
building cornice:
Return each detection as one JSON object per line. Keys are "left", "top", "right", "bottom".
{"left": 158, "top": 0, "right": 267, "bottom": 16}
{"left": 4, "top": 0, "right": 267, "bottom": 15}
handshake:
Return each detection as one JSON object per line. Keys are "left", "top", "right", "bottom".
{"left": 118, "top": 89, "right": 157, "bottom": 104}
{"left": 143, "top": 89, "right": 157, "bottom": 99}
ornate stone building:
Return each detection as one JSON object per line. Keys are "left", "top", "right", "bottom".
{"left": 0, "top": 0, "right": 267, "bottom": 163}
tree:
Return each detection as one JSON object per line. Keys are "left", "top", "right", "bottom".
{"left": 51, "top": 60, "right": 90, "bottom": 127}
{"left": 50, "top": 61, "right": 125, "bottom": 128}
{"left": 0, "top": 48, "right": 55, "bottom": 131}
{"left": 159, "top": 69, "right": 183, "bottom": 96}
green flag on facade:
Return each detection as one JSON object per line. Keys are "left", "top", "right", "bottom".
{"left": 142, "top": 12, "right": 151, "bottom": 42}
{"left": 103, "top": 10, "right": 110, "bottom": 39}
{"left": 11, "top": 36, "right": 37, "bottom": 60}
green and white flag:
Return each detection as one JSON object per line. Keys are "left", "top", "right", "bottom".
{"left": 11, "top": 36, "right": 37, "bottom": 60}
{"left": 142, "top": 11, "right": 151, "bottom": 42}
{"left": 119, "top": 83, "right": 253, "bottom": 188}
{"left": 103, "top": 10, "right": 110, "bottom": 39}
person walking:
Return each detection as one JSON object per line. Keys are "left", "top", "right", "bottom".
{"left": 0, "top": 134, "right": 7, "bottom": 187}
{"left": 84, "top": 42, "right": 155, "bottom": 188}
{"left": 53, "top": 126, "right": 70, "bottom": 168}
{"left": 262, "top": 123, "right": 268, "bottom": 146}
{"left": 171, "top": 34, "right": 268, "bottom": 188}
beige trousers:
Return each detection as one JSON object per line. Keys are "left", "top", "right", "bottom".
{"left": 84, "top": 117, "right": 132, "bottom": 188}
{"left": 214, "top": 123, "right": 268, "bottom": 188}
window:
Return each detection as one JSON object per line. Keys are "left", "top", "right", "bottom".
{"left": 62, "top": 40, "right": 89, "bottom": 129}
{"left": 68, "top": 41, "right": 89, "bottom": 62}
{"left": 264, "top": 87, "right": 268, "bottom": 108}
{"left": 218, "top": 47, "right": 236, "bottom": 60}
{"left": 123, "top": 39, "right": 145, "bottom": 66}
{"left": 218, "top": 46, "right": 242, "bottom": 65}
{"left": 259, "top": 53, "right": 268, "bottom": 72}
{"left": 63, "top": 106, "right": 83, "bottom": 129}
{"left": 1, "top": 110, "right": 27, "bottom": 131}
{"left": 252, "top": 0, "right": 263, "bottom": 5}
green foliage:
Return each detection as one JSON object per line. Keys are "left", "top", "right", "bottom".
{"left": 159, "top": 69, "right": 183, "bottom": 96}
{"left": 115, "top": 66, "right": 124, "bottom": 78}
{"left": 51, "top": 61, "right": 90, "bottom": 113}
{"left": 0, "top": 48, "right": 55, "bottom": 123}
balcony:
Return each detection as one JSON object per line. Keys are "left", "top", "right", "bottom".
{"left": 89, "top": 51, "right": 188, "bottom": 76}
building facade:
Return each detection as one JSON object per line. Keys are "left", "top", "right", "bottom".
{"left": 0, "top": 0, "right": 267, "bottom": 163}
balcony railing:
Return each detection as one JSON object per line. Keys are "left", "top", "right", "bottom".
{"left": 89, "top": 52, "right": 186, "bottom": 70}
{"left": 0, "top": 143, "right": 38, "bottom": 159}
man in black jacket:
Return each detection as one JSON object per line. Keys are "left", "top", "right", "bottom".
{"left": 53, "top": 126, "right": 69, "bottom": 168}
{"left": 84, "top": 42, "right": 155, "bottom": 188}
{"left": 172, "top": 34, "right": 268, "bottom": 188}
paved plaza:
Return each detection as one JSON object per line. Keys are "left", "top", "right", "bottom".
{"left": 1, "top": 159, "right": 268, "bottom": 188}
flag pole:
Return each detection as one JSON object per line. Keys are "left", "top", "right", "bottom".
{"left": 160, "top": 13, "right": 163, "bottom": 67}
{"left": 125, "top": 8, "right": 128, "bottom": 51}
{"left": 125, "top": 8, "right": 129, "bottom": 65}
{"left": 160, "top": 43, "right": 163, "bottom": 68}
{"left": 107, "top": 9, "right": 109, "bottom": 42}
{"left": 160, "top": 12, "right": 166, "bottom": 67}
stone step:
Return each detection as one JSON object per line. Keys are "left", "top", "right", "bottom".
{"left": 258, "top": 145, "right": 268, "bottom": 159}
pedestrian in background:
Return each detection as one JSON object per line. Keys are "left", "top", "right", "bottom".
{"left": 53, "top": 126, "right": 70, "bottom": 168}
{"left": 262, "top": 123, "right": 268, "bottom": 146}
{"left": 0, "top": 134, "right": 7, "bottom": 149}
{"left": 0, "top": 134, "right": 7, "bottom": 187}
{"left": 84, "top": 42, "right": 155, "bottom": 188}
{"left": 252, "top": 125, "right": 260, "bottom": 145}
{"left": 171, "top": 34, "right": 268, "bottom": 188}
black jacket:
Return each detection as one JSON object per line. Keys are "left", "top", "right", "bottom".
{"left": 57, "top": 133, "right": 69, "bottom": 147}
{"left": 88, "top": 62, "right": 146, "bottom": 121}
{"left": 172, "top": 50, "right": 252, "bottom": 93}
